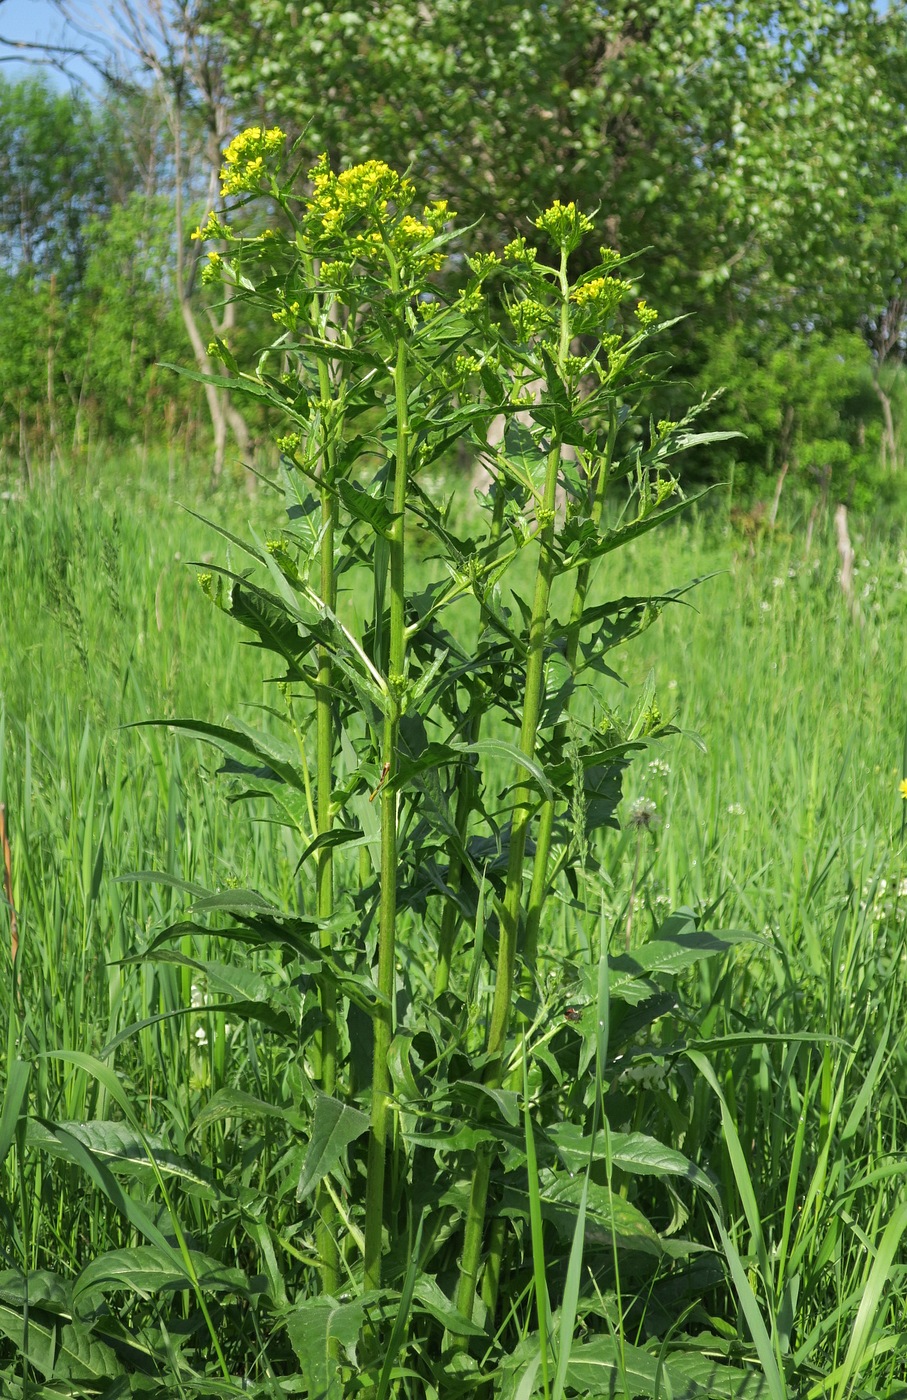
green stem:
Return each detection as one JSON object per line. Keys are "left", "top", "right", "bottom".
{"left": 454, "top": 251, "right": 571, "bottom": 1328}
{"left": 363, "top": 306, "right": 409, "bottom": 1292}
{"left": 481, "top": 416, "right": 620, "bottom": 1327}
{"left": 522, "top": 404, "right": 618, "bottom": 976}
{"left": 434, "top": 486, "right": 506, "bottom": 997}
{"left": 312, "top": 293, "right": 341, "bottom": 1294}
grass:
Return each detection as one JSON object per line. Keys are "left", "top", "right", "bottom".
{"left": 1, "top": 464, "right": 906, "bottom": 1397}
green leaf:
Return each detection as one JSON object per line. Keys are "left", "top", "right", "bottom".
{"left": 618, "top": 926, "right": 764, "bottom": 979}
{"left": 284, "top": 1296, "right": 368, "bottom": 1400}
{"left": 571, "top": 489, "right": 715, "bottom": 565}
{"left": 337, "top": 477, "right": 399, "bottom": 537}
{"left": 501, "top": 1177, "right": 662, "bottom": 1256}
{"left": 412, "top": 1277, "right": 485, "bottom": 1337}
{"left": 550, "top": 1124, "right": 720, "bottom": 1207}
{"left": 454, "top": 738, "right": 554, "bottom": 801}
{"left": 191, "top": 1087, "right": 304, "bottom": 1135}
{"left": 296, "top": 1094, "right": 369, "bottom": 1201}
{"left": 560, "top": 1335, "right": 771, "bottom": 1398}
{"left": 130, "top": 718, "right": 306, "bottom": 792}
{"left": 0, "top": 1058, "right": 29, "bottom": 1170}
{"left": 26, "top": 1119, "right": 219, "bottom": 1198}
{"left": 72, "top": 1246, "right": 249, "bottom": 1313}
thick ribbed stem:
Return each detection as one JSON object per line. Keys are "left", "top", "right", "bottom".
{"left": 312, "top": 319, "right": 340, "bottom": 1293}
{"left": 454, "top": 252, "right": 571, "bottom": 1329}
{"left": 481, "top": 411, "right": 620, "bottom": 1325}
{"left": 522, "top": 404, "right": 617, "bottom": 975}
{"left": 363, "top": 314, "right": 409, "bottom": 1291}
{"left": 434, "top": 487, "right": 506, "bottom": 997}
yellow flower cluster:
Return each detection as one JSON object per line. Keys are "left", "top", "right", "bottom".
{"left": 467, "top": 251, "right": 500, "bottom": 277}
{"left": 191, "top": 211, "right": 231, "bottom": 242}
{"left": 271, "top": 299, "right": 301, "bottom": 329}
{"left": 220, "top": 126, "right": 285, "bottom": 197}
{"left": 635, "top": 299, "right": 659, "bottom": 328}
{"left": 307, "top": 157, "right": 413, "bottom": 234}
{"left": 304, "top": 158, "right": 449, "bottom": 272}
{"left": 535, "top": 201, "right": 594, "bottom": 253}
{"left": 570, "top": 276, "right": 632, "bottom": 315}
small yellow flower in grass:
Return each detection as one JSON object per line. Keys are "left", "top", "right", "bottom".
{"left": 899, "top": 778, "right": 907, "bottom": 799}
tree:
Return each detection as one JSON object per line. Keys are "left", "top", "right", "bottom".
{"left": 52, "top": 0, "right": 253, "bottom": 480}
{"left": 208, "top": 0, "right": 907, "bottom": 488}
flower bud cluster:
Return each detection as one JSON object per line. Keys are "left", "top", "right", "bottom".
{"left": 535, "top": 200, "right": 594, "bottom": 253}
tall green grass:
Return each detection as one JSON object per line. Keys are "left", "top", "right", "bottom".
{"left": 1, "top": 473, "right": 906, "bottom": 1396}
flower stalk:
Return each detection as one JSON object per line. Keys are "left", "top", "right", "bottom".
{"left": 363, "top": 278, "right": 410, "bottom": 1292}
{"left": 454, "top": 248, "right": 572, "bottom": 1326}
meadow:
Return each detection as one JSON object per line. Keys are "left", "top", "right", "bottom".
{"left": 1, "top": 461, "right": 906, "bottom": 1398}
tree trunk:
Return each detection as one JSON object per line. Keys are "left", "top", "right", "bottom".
{"left": 872, "top": 372, "right": 898, "bottom": 472}
{"left": 178, "top": 296, "right": 231, "bottom": 481}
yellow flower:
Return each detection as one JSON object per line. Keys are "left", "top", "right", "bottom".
{"left": 570, "top": 275, "right": 632, "bottom": 315}
{"left": 899, "top": 778, "right": 907, "bottom": 799}
{"left": 220, "top": 126, "right": 284, "bottom": 197}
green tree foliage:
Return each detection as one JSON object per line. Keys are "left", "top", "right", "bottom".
{"left": 0, "top": 73, "right": 112, "bottom": 281}
{"left": 208, "top": 0, "right": 907, "bottom": 493}
{"left": 0, "top": 75, "right": 213, "bottom": 473}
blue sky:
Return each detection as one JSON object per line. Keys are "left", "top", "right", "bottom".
{"left": 1, "top": 0, "right": 102, "bottom": 87}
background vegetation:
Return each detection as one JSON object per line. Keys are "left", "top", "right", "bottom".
{"left": 2, "top": 0, "right": 907, "bottom": 502}
{"left": 2, "top": 475, "right": 907, "bottom": 1394}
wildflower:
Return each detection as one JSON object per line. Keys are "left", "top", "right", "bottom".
{"left": 306, "top": 156, "right": 413, "bottom": 238}
{"left": 466, "top": 251, "right": 501, "bottom": 276}
{"left": 194, "top": 1025, "right": 208, "bottom": 1047}
{"left": 191, "top": 211, "right": 231, "bottom": 242}
{"left": 647, "top": 758, "right": 671, "bottom": 778}
{"left": 570, "top": 276, "right": 632, "bottom": 314}
{"left": 535, "top": 200, "right": 593, "bottom": 252}
{"left": 627, "top": 796, "right": 660, "bottom": 831}
{"left": 727, "top": 803, "right": 746, "bottom": 816}
{"left": 423, "top": 199, "right": 453, "bottom": 230}
{"left": 502, "top": 235, "right": 537, "bottom": 266}
{"left": 772, "top": 576, "right": 784, "bottom": 588}
{"left": 509, "top": 297, "right": 551, "bottom": 339}
{"left": 455, "top": 288, "right": 485, "bottom": 315}
{"left": 220, "top": 126, "right": 284, "bottom": 197}
{"left": 899, "top": 778, "right": 907, "bottom": 800}
{"left": 635, "top": 299, "right": 659, "bottom": 328}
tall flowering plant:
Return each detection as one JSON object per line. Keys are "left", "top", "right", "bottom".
{"left": 152, "top": 129, "right": 746, "bottom": 1392}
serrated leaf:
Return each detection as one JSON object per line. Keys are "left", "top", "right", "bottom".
{"left": 412, "top": 1277, "right": 485, "bottom": 1337}
{"left": 284, "top": 1296, "right": 368, "bottom": 1400}
{"left": 25, "top": 1120, "right": 219, "bottom": 1197}
{"left": 337, "top": 477, "right": 398, "bottom": 537}
{"left": 72, "top": 1246, "right": 249, "bottom": 1312}
{"left": 561, "top": 1335, "right": 769, "bottom": 1398}
{"left": 550, "top": 1124, "right": 720, "bottom": 1206}
{"left": 296, "top": 1094, "right": 369, "bottom": 1201}
{"left": 191, "top": 1087, "right": 304, "bottom": 1135}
